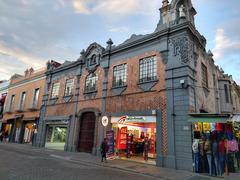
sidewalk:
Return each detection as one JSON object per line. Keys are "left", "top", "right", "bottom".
{"left": 1, "top": 143, "right": 239, "bottom": 180}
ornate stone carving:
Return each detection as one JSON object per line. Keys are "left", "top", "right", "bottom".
{"left": 179, "top": 4, "right": 186, "bottom": 18}
{"left": 170, "top": 36, "right": 193, "bottom": 64}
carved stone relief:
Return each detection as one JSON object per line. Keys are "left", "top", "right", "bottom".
{"left": 170, "top": 36, "right": 193, "bottom": 64}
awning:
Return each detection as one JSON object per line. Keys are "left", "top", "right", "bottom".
{"left": 227, "top": 115, "right": 240, "bottom": 123}
{"left": 22, "top": 117, "right": 37, "bottom": 121}
{"left": 188, "top": 117, "right": 228, "bottom": 123}
{"left": 188, "top": 113, "right": 230, "bottom": 123}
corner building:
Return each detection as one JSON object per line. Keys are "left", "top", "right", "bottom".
{"left": 36, "top": 0, "right": 240, "bottom": 171}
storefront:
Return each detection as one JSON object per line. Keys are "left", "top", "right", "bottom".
{"left": 189, "top": 114, "right": 240, "bottom": 176}
{"left": 1, "top": 119, "right": 14, "bottom": 142}
{"left": 20, "top": 119, "right": 37, "bottom": 144}
{"left": 111, "top": 115, "right": 156, "bottom": 164}
{"left": 45, "top": 124, "right": 68, "bottom": 150}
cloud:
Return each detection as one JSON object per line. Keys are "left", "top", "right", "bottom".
{"left": 108, "top": 26, "right": 129, "bottom": 33}
{"left": 72, "top": 0, "right": 160, "bottom": 16}
{"left": 212, "top": 26, "right": 240, "bottom": 85}
{"left": 72, "top": 0, "right": 90, "bottom": 14}
{"left": 213, "top": 28, "right": 240, "bottom": 60}
{"left": 0, "top": 0, "right": 81, "bottom": 80}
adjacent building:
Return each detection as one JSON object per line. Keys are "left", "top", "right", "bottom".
{"left": 2, "top": 68, "right": 47, "bottom": 144}
{"left": 0, "top": 80, "right": 10, "bottom": 130}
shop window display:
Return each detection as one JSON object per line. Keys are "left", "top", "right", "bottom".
{"left": 45, "top": 126, "right": 67, "bottom": 150}
{"left": 192, "top": 122, "right": 240, "bottom": 176}
{"left": 111, "top": 116, "right": 156, "bottom": 164}
{"left": 23, "top": 123, "right": 36, "bottom": 143}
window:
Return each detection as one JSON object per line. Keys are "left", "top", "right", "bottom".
{"left": 33, "top": 88, "right": 40, "bottom": 107}
{"left": 213, "top": 74, "right": 216, "bottom": 87}
{"left": 139, "top": 56, "right": 157, "bottom": 83}
{"left": 224, "top": 84, "right": 229, "bottom": 103}
{"left": 201, "top": 63, "right": 208, "bottom": 88}
{"left": 19, "top": 92, "right": 26, "bottom": 110}
{"left": 113, "top": 64, "right": 127, "bottom": 87}
{"left": 51, "top": 82, "right": 60, "bottom": 98}
{"left": 229, "top": 85, "right": 233, "bottom": 104}
{"left": 90, "top": 55, "right": 97, "bottom": 65}
{"left": 64, "top": 79, "right": 74, "bottom": 96}
{"left": 9, "top": 95, "right": 15, "bottom": 111}
{"left": 85, "top": 73, "right": 98, "bottom": 92}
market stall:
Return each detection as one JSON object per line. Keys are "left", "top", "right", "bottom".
{"left": 189, "top": 114, "right": 240, "bottom": 176}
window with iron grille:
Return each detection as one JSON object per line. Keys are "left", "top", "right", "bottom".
{"left": 51, "top": 82, "right": 60, "bottom": 98}
{"left": 85, "top": 73, "right": 98, "bottom": 92}
{"left": 64, "top": 79, "right": 74, "bottom": 96}
{"left": 139, "top": 56, "right": 157, "bottom": 83}
{"left": 19, "top": 92, "right": 26, "bottom": 110}
{"left": 113, "top": 64, "right": 127, "bottom": 87}
{"left": 201, "top": 63, "right": 208, "bottom": 88}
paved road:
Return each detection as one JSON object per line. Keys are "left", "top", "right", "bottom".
{"left": 0, "top": 143, "right": 161, "bottom": 180}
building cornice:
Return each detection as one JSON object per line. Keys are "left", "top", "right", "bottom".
{"left": 8, "top": 74, "right": 46, "bottom": 90}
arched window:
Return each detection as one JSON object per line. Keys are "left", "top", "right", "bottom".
{"left": 85, "top": 73, "right": 98, "bottom": 92}
{"left": 90, "top": 54, "right": 97, "bottom": 65}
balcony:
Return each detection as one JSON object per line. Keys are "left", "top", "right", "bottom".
{"left": 28, "top": 103, "right": 38, "bottom": 111}
{"left": 15, "top": 107, "right": 24, "bottom": 113}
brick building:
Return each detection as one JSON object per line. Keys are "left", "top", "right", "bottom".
{"left": 35, "top": 0, "right": 240, "bottom": 171}
{"left": 2, "top": 68, "right": 47, "bottom": 144}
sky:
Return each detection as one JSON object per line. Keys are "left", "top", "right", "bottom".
{"left": 0, "top": 0, "right": 239, "bottom": 84}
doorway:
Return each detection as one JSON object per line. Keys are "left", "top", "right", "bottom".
{"left": 78, "top": 112, "right": 96, "bottom": 153}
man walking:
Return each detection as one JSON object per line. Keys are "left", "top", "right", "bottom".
{"left": 100, "top": 138, "right": 109, "bottom": 162}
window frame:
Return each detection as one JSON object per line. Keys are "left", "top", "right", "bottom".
{"left": 85, "top": 73, "right": 98, "bottom": 92}
{"left": 90, "top": 54, "right": 97, "bottom": 66}
{"left": 19, "top": 92, "right": 26, "bottom": 110}
{"left": 51, "top": 82, "right": 60, "bottom": 99}
{"left": 139, "top": 56, "right": 157, "bottom": 83}
{"left": 224, "top": 84, "right": 229, "bottom": 103}
{"left": 64, "top": 78, "right": 74, "bottom": 96}
{"left": 112, "top": 64, "right": 127, "bottom": 88}
{"left": 201, "top": 63, "right": 208, "bottom": 88}
{"left": 33, "top": 88, "right": 40, "bottom": 107}
{"left": 9, "top": 94, "right": 15, "bottom": 111}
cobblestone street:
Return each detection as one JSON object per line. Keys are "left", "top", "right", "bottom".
{"left": 0, "top": 143, "right": 239, "bottom": 180}
{"left": 0, "top": 143, "right": 161, "bottom": 180}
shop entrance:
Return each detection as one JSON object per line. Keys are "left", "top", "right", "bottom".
{"left": 78, "top": 112, "right": 96, "bottom": 153}
{"left": 112, "top": 116, "right": 156, "bottom": 164}
{"left": 1, "top": 122, "right": 12, "bottom": 142}
{"left": 20, "top": 121, "right": 36, "bottom": 144}
{"left": 45, "top": 125, "right": 67, "bottom": 150}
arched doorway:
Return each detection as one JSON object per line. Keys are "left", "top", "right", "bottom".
{"left": 78, "top": 112, "right": 96, "bottom": 153}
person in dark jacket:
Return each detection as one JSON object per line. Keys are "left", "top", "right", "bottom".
{"left": 0, "top": 131, "right": 3, "bottom": 142}
{"left": 100, "top": 138, "right": 109, "bottom": 162}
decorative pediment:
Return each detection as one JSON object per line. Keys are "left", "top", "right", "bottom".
{"left": 85, "top": 42, "right": 104, "bottom": 57}
{"left": 77, "top": 43, "right": 105, "bottom": 72}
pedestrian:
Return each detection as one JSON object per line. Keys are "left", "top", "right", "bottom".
{"left": 100, "top": 138, "right": 109, "bottom": 162}
{"left": 4, "top": 131, "right": 9, "bottom": 142}
{"left": 143, "top": 136, "right": 150, "bottom": 161}
{"left": 0, "top": 131, "right": 3, "bottom": 142}
{"left": 192, "top": 139, "right": 200, "bottom": 173}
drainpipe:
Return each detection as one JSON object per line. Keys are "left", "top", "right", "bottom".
{"left": 98, "top": 39, "right": 113, "bottom": 155}
{"left": 171, "top": 68, "right": 177, "bottom": 169}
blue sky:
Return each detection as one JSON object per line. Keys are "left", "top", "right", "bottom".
{"left": 0, "top": 0, "right": 239, "bottom": 84}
